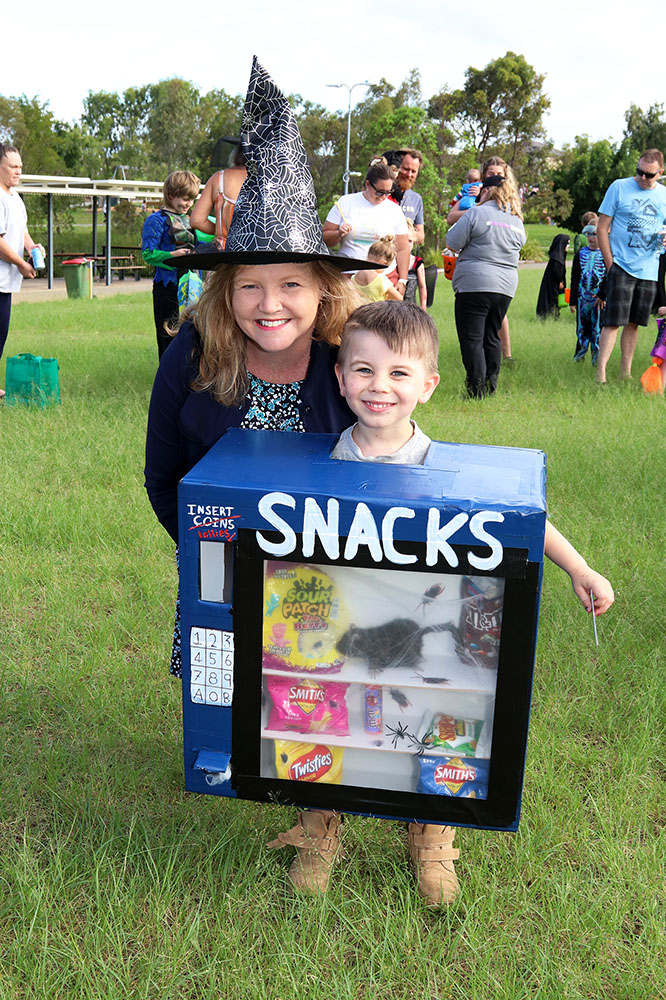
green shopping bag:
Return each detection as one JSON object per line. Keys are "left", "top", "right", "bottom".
{"left": 5, "top": 353, "right": 61, "bottom": 407}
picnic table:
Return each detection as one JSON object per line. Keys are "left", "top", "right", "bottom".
{"left": 53, "top": 250, "right": 147, "bottom": 281}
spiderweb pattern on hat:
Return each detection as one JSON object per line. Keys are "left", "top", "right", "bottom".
{"left": 226, "top": 57, "right": 328, "bottom": 257}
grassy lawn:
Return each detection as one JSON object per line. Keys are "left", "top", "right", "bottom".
{"left": 524, "top": 223, "right": 573, "bottom": 252}
{"left": 1, "top": 276, "right": 664, "bottom": 1000}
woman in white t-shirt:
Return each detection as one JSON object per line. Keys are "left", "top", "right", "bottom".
{"left": 323, "top": 159, "right": 410, "bottom": 295}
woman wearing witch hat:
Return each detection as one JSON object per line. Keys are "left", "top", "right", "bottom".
{"left": 144, "top": 57, "right": 470, "bottom": 907}
{"left": 145, "top": 58, "right": 374, "bottom": 545}
{"left": 145, "top": 58, "right": 371, "bottom": 895}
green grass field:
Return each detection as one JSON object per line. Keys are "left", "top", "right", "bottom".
{"left": 1, "top": 274, "right": 664, "bottom": 1000}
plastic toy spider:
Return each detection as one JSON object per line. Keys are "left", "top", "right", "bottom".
{"left": 386, "top": 720, "right": 411, "bottom": 749}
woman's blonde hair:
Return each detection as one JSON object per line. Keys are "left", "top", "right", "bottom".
{"left": 184, "top": 261, "right": 363, "bottom": 406}
{"left": 368, "top": 235, "right": 396, "bottom": 264}
{"left": 482, "top": 156, "right": 520, "bottom": 202}
{"left": 484, "top": 177, "right": 523, "bottom": 220}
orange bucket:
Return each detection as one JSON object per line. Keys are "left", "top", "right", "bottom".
{"left": 442, "top": 252, "right": 457, "bottom": 280}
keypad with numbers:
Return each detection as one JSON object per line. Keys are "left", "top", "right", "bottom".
{"left": 189, "top": 627, "right": 234, "bottom": 707}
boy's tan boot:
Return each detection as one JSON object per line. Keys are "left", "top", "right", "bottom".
{"left": 267, "top": 811, "right": 341, "bottom": 893}
{"left": 408, "top": 822, "right": 460, "bottom": 906}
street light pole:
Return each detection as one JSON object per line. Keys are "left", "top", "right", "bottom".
{"left": 326, "top": 81, "right": 372, "bottom": 195}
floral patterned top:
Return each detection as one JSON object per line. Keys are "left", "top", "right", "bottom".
{"left": 241, "top": 373, "right": 306, "bottom": 432}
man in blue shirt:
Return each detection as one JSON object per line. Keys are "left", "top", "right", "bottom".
{"left": 596, "top": 149, "right": 666, "bottom": 383}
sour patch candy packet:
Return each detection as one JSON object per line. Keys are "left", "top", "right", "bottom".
{"left": 262, "top": 563, "right": 347, "bottom": 673}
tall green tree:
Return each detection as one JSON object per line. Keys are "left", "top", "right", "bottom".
{"left": 82, "top": 90, "right": 125, "bottom": 174}
{"left": 195, "top": 88, "right": 244, "bottom": 177}
{"left": 622, "top": 103, "right": 666, "bottom": 159}
{"left": 429, "top": 52, "right": 550, "bottom": 161}
{"left": 550, "top": 136, "right": 629, "bottom": 229}
{"left": 0, "top": 95, "right": 67, "bottom": 174}
{"left": 147, "top": 78, "right": 202, "bottom": 175}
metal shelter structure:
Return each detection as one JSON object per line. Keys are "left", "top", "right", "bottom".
{"left": 16, "top": 175, "right": 166, "bottom": 288}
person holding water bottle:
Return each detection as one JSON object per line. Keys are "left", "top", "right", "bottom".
{"left": 0, "top": 143, "right": 45, "bottom": 395}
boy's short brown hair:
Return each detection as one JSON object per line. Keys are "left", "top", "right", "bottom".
{"left": 339, "top": 301, "right": 439, "bottom": 375}
{"left": 163, "top": 170, "right": 201, "bottom": 204}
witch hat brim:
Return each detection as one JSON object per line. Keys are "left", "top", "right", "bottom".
{"left": 172, "top": 248, "right": 380, "bottom": 271}
{"left": 175, "top": 57, "right": 379, "bottom": 273}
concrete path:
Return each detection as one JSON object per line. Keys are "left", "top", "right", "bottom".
{"left": 13, "top": 277, "right": 154, "bottom": 303}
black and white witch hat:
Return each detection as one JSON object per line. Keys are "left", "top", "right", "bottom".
{"left": 176, "top": 57, "right": 376, "bottom": 271}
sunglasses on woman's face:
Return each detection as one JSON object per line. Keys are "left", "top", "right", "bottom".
{"left": 636, "top": 166, "right": 660, "bottom": 179}
{"left": 369, "top": 182, "right": 392, "bottom": 197}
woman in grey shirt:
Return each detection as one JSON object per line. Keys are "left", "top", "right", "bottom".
{"left": 446, "top": 175, "right": 526, "bottom": 397}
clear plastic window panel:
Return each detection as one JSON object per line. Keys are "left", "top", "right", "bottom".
{"left": 259, "top": 561, "right": 502, "bottom": 800}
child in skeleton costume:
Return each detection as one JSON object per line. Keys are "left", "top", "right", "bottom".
{"left": 569, "top": 223, "right": 607, "bottom": 364}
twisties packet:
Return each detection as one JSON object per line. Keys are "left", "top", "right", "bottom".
{"left": 274, "top": 740, "right": 344, "bottom": 783}
{"left": 417, "top": 755, "right": 489, "bottom": 799}
{"left": 266, "top": 677, "right": 350, "bottom": 736}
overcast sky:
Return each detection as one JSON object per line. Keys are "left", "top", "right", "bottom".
{"left": 5, "top": 0, "right": 664, "bottom": 155}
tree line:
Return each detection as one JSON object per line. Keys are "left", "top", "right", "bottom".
{"left": 2, "top": 52, "right": 666, "bottom": 251}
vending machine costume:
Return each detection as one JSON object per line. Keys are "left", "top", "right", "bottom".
{"left": 146, "top": 56, "right": 558, "bottom": 902}
{"left": 178, "top": 429, "right": 546, "bottom": 832}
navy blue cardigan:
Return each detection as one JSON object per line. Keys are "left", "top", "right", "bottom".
{"left": 144, "top": 322, "right": 354, "bottom": 541}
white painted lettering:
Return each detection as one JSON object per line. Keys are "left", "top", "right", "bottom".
{"left": 425, "top": 509, "right": 469, "bottom": 567}
{"left": 468, "top": 512, "right": 505, "bottom": 571}
{"left": 381, "top": 507, "right": 417, "bottom": 565}
{"left": 302, "top": 497, "right": 340, "bottom": 559}
{"left": 256, "top": 492, "right": 297, "bottom": 556}
{"left": 343, "top": 502, "right": 383, "bottom": 562}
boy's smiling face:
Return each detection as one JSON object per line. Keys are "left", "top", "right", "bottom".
{"left": 166, "top": 195, "right": 194, "bottom": 214}
{"left": 335, "top": 329, "right": 439, "bottom": 443}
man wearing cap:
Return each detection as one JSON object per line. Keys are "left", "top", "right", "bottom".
{"left": 391, "top": 149, "right": 425, "bottom": 244}
{"left": 595, "top": 149, "right": 666, "bottom": 383}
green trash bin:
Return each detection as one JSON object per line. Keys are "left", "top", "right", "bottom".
{"left": 62, "top": 257, "right": 93, "bottom": 298}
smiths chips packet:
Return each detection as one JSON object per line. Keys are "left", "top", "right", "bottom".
{"left": 274, "top": 740, "right": 344, "bottom": 783}
{"left": 421, "top": 712, "right": 483, "bottom": 757}
{"left": 266, "top": 677, "right": 350, "bottom": 736}
{"left": 417, "top": 755, "right": 489, "bottom": 799}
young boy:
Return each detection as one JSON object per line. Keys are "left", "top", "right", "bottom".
{"left": 332, "top": 300, "right": 439, "bottom": 463}
{"left": 142, "top": 170, "right": 200, "bottom": 359}
{"left": 569, "top": 223, "right": 607, "bottom": 364}
{"left": 332, "top": 300, "right": 614, "bottom": 905}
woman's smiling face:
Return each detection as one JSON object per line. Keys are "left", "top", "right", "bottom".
{"left": 231, "top": 263, "right": 322, "bottom": 357}
{"left": 363, "top": 177, "right": 393, "bottom": 205}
